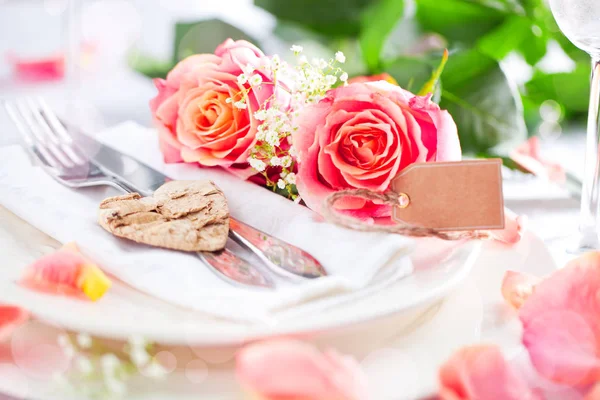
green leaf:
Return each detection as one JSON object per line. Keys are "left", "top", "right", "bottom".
{"left": 440, "top": 50, "right": 527, "bottom": 154}
{"left": 418, "top": 49, "right": 448, "bottom": 96}
{"left": 525, "top": 63, "right": 590, "bottom": 116}
{"left": 128, "top": 51, "right": 174, "bottom": 79}
{"left": 173, "top": 19, "right": 255, "bottom": 64}
{"left": 415, "top": 0, "right": 507, "bottom": 45}
{"left": 384, "top": 55, "right": 435, "bottom": 93}
{"left": 359, "top": 0, "right": 405, "bottom": 72}
{"left": 477, "top": 15, "right": 533, "bottom": 60}
{"left": 254, "top": 0, "right": 374, "bottom": 37}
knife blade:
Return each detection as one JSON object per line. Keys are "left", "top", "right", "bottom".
{"left": 66, "top": 124, "right": 327, "bottom": 279}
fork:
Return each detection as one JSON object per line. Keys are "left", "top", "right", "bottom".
{"left": 4, "top": 98, "right": 276, "bottom": 290}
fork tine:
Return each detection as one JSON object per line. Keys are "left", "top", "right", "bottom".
{"left": 37, "top": 97, "right": 73, "bottom": 143}
{"left": 27, "top": 97, "right": 87, "bottom": 166}
{"left": 15, "top": 99, "right": 75, "bottom": 169}
{"left": 4, "top": 101, "right": 61, "bottom": 169}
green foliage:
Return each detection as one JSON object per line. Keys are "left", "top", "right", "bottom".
{"left": 131, "top": 19, "right": 257, "bottom": 80}
{"left": 173, "top": 19, "right": 255, "bottom": 64}
{"left": 441, "top": 50, "right": 527, "bottom": 154}
{"left": 359, "top": 0, "right": 405, "bottom": 72}
{"left": 415, "top": 0, "right": 507, "bottom": 45}
{"left": 254, "top": 0, "right": 374, "bottom": 37}
{"left": 525, "top": 63, "right": 590, "bottom": 117}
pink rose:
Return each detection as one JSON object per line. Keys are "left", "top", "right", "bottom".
{"left": 150, "top": 39, "right": 287, "bottom": 176}
{"left": 236, "top": 339, "right": 368, "bottom": 400}
{"left": 439, "top": 345, "right": 541, "bottom": 400}
{"left": 293, "top": 81, "right": 461, "bottom": 218}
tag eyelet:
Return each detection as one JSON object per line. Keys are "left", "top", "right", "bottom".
{"left": 397, "top": 193, "right": 410, "bottom": 208}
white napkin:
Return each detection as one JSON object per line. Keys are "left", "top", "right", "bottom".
{"left": 0, "top": 121, "right": 413, "bottom": 322}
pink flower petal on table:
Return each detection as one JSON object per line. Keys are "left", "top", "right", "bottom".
{"left": 502, "top": 270, "right": 540, "bottom": 309}
{"left": 0, "top": 305, "right": 29, "bottom": 342}
{"left": 21, "top": 242, "right": 111, "bottom": 302}
{"left": 586, "top": 384, "right": 600, "bottom": 400}
{"left": 510, "top": 136, "right": 566, "bottom": 184}
{"left": 490, "top": 209, "right": 527, "bottom": 245}
{"left": 236, "top": 339, "right": 368, "bottom": 400}
{"left": 6, "top": 51, "right": 65, "bottom": 82}
{"left": 439, "top": 345, "right": 541, "bottom": 400}
{"left": 520, "top": 252, "right": 600, "bottom": 386}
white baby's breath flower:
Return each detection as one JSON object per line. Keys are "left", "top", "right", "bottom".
{"left": 57, "top": 334, "right": 71, "bottom": 348}
{"left": 76, "top": 333, "right": 92, "bottom": 349}
{"left": 249, "top": 74, "right": 263, "bottom": 86}
{"left": 335, "top": 51, "right": 346, "bottom": 63}
{"left": 254, "top": 110, "right": 267, "bottom": 121}
{"left": 340, "top": 72, "right": 349, "bottom": 82}
{"left": 285, "top": 172, "right": 297, "bottom": 185}
{"left": 298, "top": 55, "right": 308, "bottom": 65}
{"left": 75, "top": 356, "right": 94, "bottom": 376}
{"left": 237, "top": 74, "right": 248, "bottom": 85}
{"left": 128, "top": 335, "right": 147, "bottom": 349}
{"left": 271, "top": 54, "right": 281, "bottom": 67}
{"left": 265, "top": 130, "right": 280, "bottom": 146}
{"left": 256, "top": 127, "right": 266, "bottom": 141}
{"left": 281, "top": 156, "right": 292, "bottom": 168}
{"left": 101, "top": 354, "right": 121, "bottom": 377}
{"left": 270, "top": 156, "right": 282, "bottom": 166}
{"left": 242, "top": 63, "right": 255, "bottom": 76}
{"left": 290, "top": 45, "right": 303, "bottom": 53}
{"left": 277, "top": 179, "right": 286, "bottom": 189}
{"left": 325, "top": 75, "right": 337, "bottom": 86}
{"left": 234, "top": 100, "right": 247, "bottom": 110}
{"left": 248, "top": 158, "right": 267, "bottom": 172}
{"left": 225, "top": 97, "right": 233, "bottom": 104}
{"left": 142, "top": 362, "right": 168, "bottom": 379}
{"left": 130, "top": 347, "right": 151, "bottom": 367}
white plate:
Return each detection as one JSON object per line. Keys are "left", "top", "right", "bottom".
{"left": 1, "top": 208, "right": 481, "bottom": 346}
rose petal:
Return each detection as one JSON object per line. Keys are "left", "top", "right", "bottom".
{"left": 520, "top": 252, "right": 600, "bottom": 386}
{"left": 491, "top": 209, "right": 527, "bottom": 245}
{"left": 0, "top": 305, "right": 29, "bottom": 343}
{"left": 21, "top": 242, "right": 111, "bottom": 302}
{"left": 439, "top": 345, "right": 540, "bottom": 400}
{"left": 236, "top": 339, "right": 368, "bottom": 400}
{"left": 348, "top": 73, "right": 398, "bottom": 85}
{"left": 510, "top": 137, "right": 566, "bottom": 184}
{"left": 586, "top": 384, "right": 600, "bottom": 400}
{"left": 501, "top": 270, "right": 540, "bottom": 309}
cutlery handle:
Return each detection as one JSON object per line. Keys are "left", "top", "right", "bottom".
{"left": 229, "top": 218, "right": 327, "bottom": 279}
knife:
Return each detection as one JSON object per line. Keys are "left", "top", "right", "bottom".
{"left": 68, "top": 126, "right": 327, "bottom": 280}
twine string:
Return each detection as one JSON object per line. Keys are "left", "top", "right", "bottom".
{"left": 322, "top": 189, "right": 491, "bottom": 241}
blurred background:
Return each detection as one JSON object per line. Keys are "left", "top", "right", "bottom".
{"left": 0, "top": 0, "right": 589, "bottom": 161}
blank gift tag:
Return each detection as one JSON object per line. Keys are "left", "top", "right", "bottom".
{"left": 391, "top": 159, "right": 504, "bottom": 231}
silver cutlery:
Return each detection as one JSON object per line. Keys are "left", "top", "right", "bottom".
{"left": 57, "top": 109, "right": 327, "bottom": 280}
{"left": 4, "top": 97, "right": 275, "bottom": 289}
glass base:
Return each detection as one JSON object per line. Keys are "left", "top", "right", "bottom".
{"left": 565, "top": 232, "right": 600, "bottom": 254}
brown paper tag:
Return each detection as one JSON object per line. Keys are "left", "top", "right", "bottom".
{"left": 391, "top": 159, "right": 504, "bottom": 231}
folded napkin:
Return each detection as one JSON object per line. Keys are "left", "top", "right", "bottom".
{"left": 0, "top": 122, "right": 413, "bottom": 322}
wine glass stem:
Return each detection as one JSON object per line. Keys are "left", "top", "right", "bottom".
{"left": 580, "top": 57, "right": 600, "bottom": 243}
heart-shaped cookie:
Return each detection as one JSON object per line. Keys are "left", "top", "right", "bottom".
{"left": 98, "top": 180, "right": 229, "bottom": 252}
